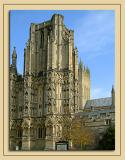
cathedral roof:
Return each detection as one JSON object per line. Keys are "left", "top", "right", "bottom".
{"left": 75, "top": 108, "right": 115, "bottom": 117}
{"left": 85, "top": 97, "right": 112, "bottom": 109}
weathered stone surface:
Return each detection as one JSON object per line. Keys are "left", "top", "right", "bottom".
{"left": 9, "top": 14, "right": 114, "bottom": 151}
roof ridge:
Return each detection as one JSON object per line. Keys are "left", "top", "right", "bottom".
{"left": 88, "top": 97, "right": 111, "bottom": 101}
{"left": 85, "top": 97, "right": 112, "bottom": 108}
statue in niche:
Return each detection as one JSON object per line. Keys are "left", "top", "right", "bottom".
{"left": 57, "top": 126, "right": 61, "bottom": 137}
{"left": 48, "top": 91, "right": 52, "bottom": 97}
{"left": 48, "top": 106, "right": 52, "bottom": 113}
{"left": 46, "top": 125, "right": 52, "bottom": 136}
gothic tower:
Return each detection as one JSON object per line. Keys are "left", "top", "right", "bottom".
{"left": 10, "top": 47, "right": 24, "bottom": 150}
{"left": 9, "top": 14, "right": 90, "bottom": 151}
{"left": 9, "top": 47, "right": 17, "bottom": 150}
{"left": 78, "top": 59, "right": 90, "bottom": 110}
{"left": 22, "top": 14, "right": 80, "bottom": 150}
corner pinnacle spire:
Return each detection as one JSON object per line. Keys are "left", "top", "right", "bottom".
{"left": 79, "top": 58, "right": 83, "bottom": 70}
{"left": 12, "top": 46, "right": 17, "bottom": 67}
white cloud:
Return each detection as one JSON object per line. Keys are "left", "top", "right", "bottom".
{"left": 74, "top": 11, "right": 115, "bottom": 60}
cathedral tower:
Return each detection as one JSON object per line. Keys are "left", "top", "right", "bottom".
{"left": 9, "top": 14, "right": 90, "bottom": 151}
{"left": 78, "top": 59, "right": 90, "bottom": 110}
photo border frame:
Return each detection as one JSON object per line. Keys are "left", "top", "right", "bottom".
{"left": 0, "top": 0, "right": 125, "bottom": 160}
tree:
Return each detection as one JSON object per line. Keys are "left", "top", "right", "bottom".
{"left": 62, "top": 125, "right": 71, "bottom": 141}
{"left": 70, "top": 117, "right": 96, "bottom": 150}
{"left": 97, "top": 125, "right": 115, "bottom": 150}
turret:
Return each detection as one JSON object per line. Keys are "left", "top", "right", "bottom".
{"left": 111, "top": 85, "right": 115, "bottom": 107}
{"left": 78, "top": 58, "right": 90, "bottom": 110}
{"left": 51, "top": 14, "right": 64, "bottom": 26}
{"left": 79, "top": 58, "right": 83, "bottom": 71}
{"left": 74, "top": 47, "right": 78, "bottom": 79}
{"left": 86, "top": 67, "right": 90, "bottom": 75}
{"left": 78, "top": 59, "right": 84, "bottom": 110}
{"left": 12, "top": 47, "right": 17, "bottom": 67}
{"left": 51, "top": 14, "right": 64, "bottom": 70}
{"left": 84, "top": 66, "right": 90, "bottom": 101}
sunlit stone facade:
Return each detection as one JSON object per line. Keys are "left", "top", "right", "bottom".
{"left": 9, "top": 14, "right": 90, "bottom": 150}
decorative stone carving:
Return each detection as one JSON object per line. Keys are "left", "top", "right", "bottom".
{"left": 9, "top": 14, "right": 91, "bottom": 151}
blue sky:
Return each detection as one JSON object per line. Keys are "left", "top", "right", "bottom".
{"left": 10, "top": 10, "right": 115, "bottom": 99}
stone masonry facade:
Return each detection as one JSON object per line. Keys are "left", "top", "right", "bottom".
{"left": 9, "top": 14, "right": 91, "bottom": 150}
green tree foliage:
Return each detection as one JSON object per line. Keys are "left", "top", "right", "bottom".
{"left": 98, "top": 125, "right": 115, "bottom": 150}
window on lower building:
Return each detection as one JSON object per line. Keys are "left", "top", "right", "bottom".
{"left": 100, "top": 113, "right": 106, "bottom": 117}
{"left": 105, "top": 119, "right": 111, "bottom": 125}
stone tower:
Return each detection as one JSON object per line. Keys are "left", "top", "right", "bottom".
{"left": 78, "top": 59, "right": 90, "bottom": 110}
{"left": 9, "top": 14, "right": 90, "bottom": 150}
{"left": 9, "top": 47, "right": 24, "bottom": 150}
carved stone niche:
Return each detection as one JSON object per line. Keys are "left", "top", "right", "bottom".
{"left": 48, "top": 105, "right": 52, "bottom": 113}
{"left": 46, "top": 125, "right": 53, "bottom": 137}
{"left": 62, "top": 31, "right": 69, "bottom": 41}
{"left": 50, "top": 30, "right": 55, "bottom": 42}
{"left": 48, "top": 91, "right": 52, "bottom": 97}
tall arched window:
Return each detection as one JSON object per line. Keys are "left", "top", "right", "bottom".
{"left": 38, "top": 128, "right": 42, "bottom": 138}
{"left": 17, "top": 128, "right": 22, "bottom": 138}
{"left": 43, "top": 127, "right": 46, "bottom": 138}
